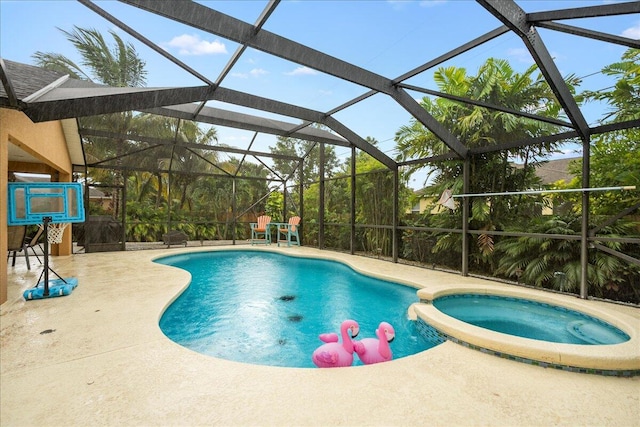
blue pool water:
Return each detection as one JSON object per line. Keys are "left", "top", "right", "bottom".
{"left": 433, "top": 294, "right": 630, "bottom": 345}
{"left": 156, "top": 251, "right": 437, "bottom": 367}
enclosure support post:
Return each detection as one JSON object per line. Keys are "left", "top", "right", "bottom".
{"left": 83, "top": 164, "right": 89, "bottom": 253}
{"left": 121, "top": 171, "right": 127, "bottom": 251}
{"left": 299, "top": 159, "right": 304, "bottom": 246}
{"left": 232, "top": 178, "right": 237, "bottom": 245}
{"left": 392, "top": 167, "right": 399, "bottom": 263}
{"left": 282, "top": 179, "right": 287, "bottom": 221}
{"left": 462, "top": 158, "right": 470, "bottom": 276}
{"left": 319, "top": 143, "right": 325, "bottom": 249}
{"left": 166, "top": 169, "right": 172, "bottom": 233}
{"left": 580, "top": 137, "right": 591, "bottom": 299}
{"left": 350, "top": 145, "right": 356, "bottom": 255}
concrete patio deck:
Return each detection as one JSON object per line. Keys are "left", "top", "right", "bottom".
{"left": 2, "top": 246, "right": 639, "bottom": 426}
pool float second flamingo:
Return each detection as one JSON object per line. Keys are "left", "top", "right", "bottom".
{"left": 353, "top": 321, "right": 395, "bottom": 365}
{"left": 312, "top": 319, "right": 360, "bottom": 368}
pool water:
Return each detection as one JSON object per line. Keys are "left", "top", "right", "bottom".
{"left": 433, "top": 294, "right": 630, "bottom": 345}
{"left": 156, "top": 251, "right": 437, "bottom": 367}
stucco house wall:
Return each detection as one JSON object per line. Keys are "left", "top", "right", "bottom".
{"left": 1, "top": 108, "right": 74, "bottom": 304}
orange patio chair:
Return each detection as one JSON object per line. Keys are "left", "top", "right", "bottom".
{"left": 277, "top": 216, "right": 300, "bottom": 247}
{"left": 250, "top": 215, "right": 272, "bottom": 245}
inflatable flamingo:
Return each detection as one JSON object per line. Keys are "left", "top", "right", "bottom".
{"left": 353, "top": 322, "right": 395, "bottom": 365}
{"left": 318, "top": 332, "right": 339, "bottom": 343}
{"left": 312, "top": 319, "right": 360, "bottom": 368}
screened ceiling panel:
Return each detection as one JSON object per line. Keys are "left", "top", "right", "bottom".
{"left": 1, "top": 0, "right": 638, "bottom": 177}
{"left": 83, "top": 0, "right": 246, "bottom": 88}
{"left": 261, "top": 1, "right": 498, "bottom": 78}
{"left": 331, "top": 92, "right": 413, "bottom": 156}
{"left": 399, "top": 31, "right": 526, "bottom": 90}
{"left": 219, "top": 47, "right": 376, "bottom": 114}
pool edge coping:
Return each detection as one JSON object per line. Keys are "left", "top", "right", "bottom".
{"left": 149, "top": 246, "right": 640, "bottom": 374}
{"left": 413, "top": 287, "right": 640, "bottom": 373}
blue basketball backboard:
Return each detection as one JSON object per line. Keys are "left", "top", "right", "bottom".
{"left": 7, "top": 182, "right": 85, "bottom": 225}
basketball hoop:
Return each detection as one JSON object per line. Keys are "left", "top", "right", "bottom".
{"left": 40, "top": 223, "right": 69, "bottom": 244}
{"left": 7, "top": 183, "right": 84, "bottom": 299}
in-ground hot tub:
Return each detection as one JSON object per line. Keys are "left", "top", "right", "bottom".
{"left": 432, "top": 293, "right": 629, "bottom": 345}
{"left": 412, "top": 286, "right": 640, "bottom": 376}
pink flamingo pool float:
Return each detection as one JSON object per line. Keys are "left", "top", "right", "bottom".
{"left": 353, "top": 321, "right": 395, "bottom": 365}
{"left": 312, "top": 319, "right": 360, "bottom": 368}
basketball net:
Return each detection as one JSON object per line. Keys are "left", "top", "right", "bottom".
{"left": 40, "top": 223, "right": 69, "bottom": 244}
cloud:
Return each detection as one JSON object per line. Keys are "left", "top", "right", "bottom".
{"left": 250, "top": 68, "right": 268, "bottom": 77}
{"left": 386, "top": 0, "right": 410, "bottom": 10}
{"left": 507, "top": 48, "right": 535, "bottom": 64}
{"left": 387, "top": 0, "right": 446, "bottom": 9}
{"left": 230, "top": 68, "right": 268, "bottom": 79}
{"left": 621, "top": 21, "right": 640, "bottom": 39}
{"left": 285, "top": 66, "right": 318, "bottom": 76}
{"left": 165, "top": 34, "right": 227, "bottom": 55}
{"left": 507, "top": 47, "right": 565, "bottom": 65}
{"left": 419, "top": 0, "right": 447, "bottom": 7}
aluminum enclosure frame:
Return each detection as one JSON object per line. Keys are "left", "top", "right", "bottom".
{"left": 1, "top": 0, "right": 639, "bottom": 301}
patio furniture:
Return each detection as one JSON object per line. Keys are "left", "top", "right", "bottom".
{"left": 7, "top": 225, "right": 30, "bottom": 269}
{"left": 277, "top": 216, "right": 301, "bottom": 247}
{"left": 78, "top": 215, "right": 124, "bottom": 252}
{"left": 250, "top": 215, "right": 271, "bottom": 245}
{"left": 163, "top": 230, "right": 188, "bottom": 247}
{"left": 24, "top": 226, "right": 44, "bottom": 265}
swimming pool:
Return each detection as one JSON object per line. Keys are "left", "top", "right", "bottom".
{"left": 156, "top": 250, "right": 437, "bottom": 368}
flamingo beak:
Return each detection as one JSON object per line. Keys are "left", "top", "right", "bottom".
{"left": 351, "top": 326, "right": 359, "bottom": 338}
{"left": 385, "top": 330, "right": 395, "bottom": 343}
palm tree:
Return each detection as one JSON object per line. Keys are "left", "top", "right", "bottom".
{"left": 32, "top": 27, "right": 229, "bottom": 242}
{"left": 271, "top": 126, "right": 340, "bottom": 184}
{"left": 33, "top": 26, "right": 146, "bottom": 87}
{"left": 170, "top": 124, "right": 219, "bottom": 212}
{"left": 582, "top": 48, "right": 639, "bottom": 123}
{"left": 396, "top": 58, "right": 577, "bottom": 271}
{"left": 570, "top": 48, "right": 640, "bottom": 216}
{"left": 495, "top": 216, "right": 639, "bottom": 303}
{"left": 33, "top": 26, "right": 148, "bottom": 220}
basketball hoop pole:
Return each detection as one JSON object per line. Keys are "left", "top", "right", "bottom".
{"left": 36, "top": 216, "right": 66, "bottom": 296}
{"left": 43, "top": 217, "right": 50, "bottom": 297}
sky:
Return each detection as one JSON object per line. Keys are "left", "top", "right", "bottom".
{"left": 1, "top": 0, "right": 638, "bottom": 189}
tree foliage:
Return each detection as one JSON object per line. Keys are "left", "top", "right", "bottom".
{"left": 583, "top": 48, "right": 640, "bottom": 123}
{"left": 33, "top": 27, "right": 270, "bottom": 241}
{"left": 34, "top": 26, "right": 147, "bottom": 87}
{"left": 270, "top": 127, "right": 340, "bottom": 184}
{"left": 34, "top": 27, "right": 638, "bottom": 302}
{"left": 397, "top": 58, "right": 573, "bottom": 268}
